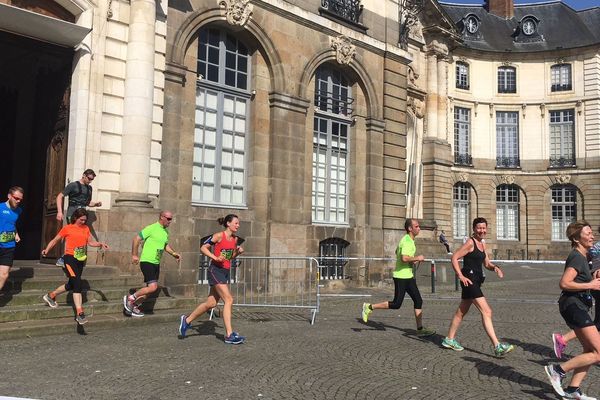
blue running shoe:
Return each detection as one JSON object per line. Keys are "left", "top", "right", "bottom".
{"left": 224, "top": 332, "right": 245, "bottom": 344}
{"left": 178, "top": 315, "right": 190, "bottom": 338}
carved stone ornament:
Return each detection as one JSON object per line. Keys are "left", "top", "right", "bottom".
{"left": 331, "top": 35, "right": 355, "bottom": 65}
{"left": 458, "top": 173, "right": 469, "bottom": 183}
{"left": 408, "top": 97, "right": 425, "bottom": 119}
{"left": 500, "top": 175, "right": 515, "bottom": 185}
{"left": 408, "top": 65, "right": 419, "bottom": 87}
{"left": 556, "top": 174, "right": 571, "bottom": 185}
{"left": 218, "top": 0, "right": 253, "bottom": 27}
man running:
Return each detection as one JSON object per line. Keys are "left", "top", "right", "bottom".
{"left": 361, "top": 218, "right": 435, "bottom": 336}
{"left": 0, "top": 186, "right": 24, "bottom": 292}
{"left": 124, "top": 211, "right": 181, "bottom": 317}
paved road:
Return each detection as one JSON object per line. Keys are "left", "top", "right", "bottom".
{"left": 1, "top": 261, "right": 596, "bottom": 400}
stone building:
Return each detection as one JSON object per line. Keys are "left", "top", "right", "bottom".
{"left": 408, "top": 0, "right": 600, "bottom": 260}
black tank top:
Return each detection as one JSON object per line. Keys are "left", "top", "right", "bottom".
{"left": 462, "top": 238, "right": 486, "bottom": 277}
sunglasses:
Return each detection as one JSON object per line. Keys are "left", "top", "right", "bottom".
{"left": 163, "top": 216, "right": 173, "bottom": 221}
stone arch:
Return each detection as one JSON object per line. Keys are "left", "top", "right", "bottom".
{"left": 169, "top": 7, "right": 284, "bottom": 93}
{"left": 298, "top": 49, "right": 381, "bottom": 120}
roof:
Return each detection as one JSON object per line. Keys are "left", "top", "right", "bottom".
{"left": 439, "top": 1, "right": 600, "bottom": 52}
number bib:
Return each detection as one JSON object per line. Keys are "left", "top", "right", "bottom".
{"left": 0, "top": 231, "right": 15, "bottom": 243}
{"left": 74, "top": 246, "right": 88, "bottom": 261}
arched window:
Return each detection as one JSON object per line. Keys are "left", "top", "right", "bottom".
{"left": 456, "top": 62, "right": 469, "bottom": 90}
{"left": 551, "top": 185, "right": 577, "bottom": 241}
{"left": 498, "top": 66, "right": 516, "bottom": 93}
{"left": 192, "top": 28, "right": 251, "bottom": 206}
{"left": 496, "top": 185, "right": 519, "bottom": 240}
{"left": 312, "top": 66, "right": 353, "bottom": 224}
{"left": 453, "top": 183, "right": 470, "bottom": 238}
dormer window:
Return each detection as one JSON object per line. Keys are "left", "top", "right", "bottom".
{"left": 522, "top": 18, "right": 536, "bottom": 36}
{"left": 466, "top": 15, "right": 479, "bottom": 34}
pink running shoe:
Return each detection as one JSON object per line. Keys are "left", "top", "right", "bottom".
{"left": 552, "top": 333, "right": 567, "bottom": 359}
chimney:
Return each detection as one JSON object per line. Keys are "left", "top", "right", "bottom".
{"left": 485, "top": 0, "right": 515, "bottom": 19}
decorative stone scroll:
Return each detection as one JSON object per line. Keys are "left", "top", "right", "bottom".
{"left": 458, "top": 173, "right": 469, "bottom": 183}
{"left": 330, "top": 35, "right": 355, "bottom": 65}
{"left": 500, "top": 175, "right": 515, "bottom": 185}
{"left": 556, "top": 174, "right": 571, "bottom": 185}
{"left": 218, "top": 0, "right": 253, "bottom": 27}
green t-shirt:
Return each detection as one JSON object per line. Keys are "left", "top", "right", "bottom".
{"left": 139, "top": 222, "right": 169, "bottom": 264}
{"left": 393, "top": 234, "right": 416, "bottom": 279}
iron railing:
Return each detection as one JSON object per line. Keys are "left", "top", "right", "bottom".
{"left": 320, "top": 0, "right": 363, "bottom": 24}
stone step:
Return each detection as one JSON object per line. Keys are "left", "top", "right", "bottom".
{"left": 0, "top": 296, "right": 199, "bottom": 323}
{"left": 4, "top": 275, "right": 144, "bottom": 291}
{"left": 0, "top": 307, "right": 200, "bottom": 340}
{"left": 9, "top": 264, "right": 121, "bottom": 279}
{"left": 0, "top": 286, "right": 174, "bottom": 307}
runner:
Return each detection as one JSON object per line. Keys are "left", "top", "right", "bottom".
{"left": 552, "top": 227, "right": 600, "bottom": 359}
{"left": 545, "top": 221, "right": 600, "bottom": 399}
{"left": 0, "top": 186, "right": 24, "bottom": 292}
{"left": 178, "top": 214, "right": 245, "bottom": 344}
{"left": 441, "top": 217, "right": 514, "bottom": 357}
{"left": 124, "top": 210, "right": 181, "bottom": 317}
{"left": 41, "top": 208, "right": 109, "bottom": 325}
{"left": 361, "top": 218, "right": 435, "bottom": 337}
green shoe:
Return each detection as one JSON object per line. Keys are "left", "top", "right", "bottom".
{"left": 441, "top": 337, "right": 464, "bottom": 351}
{"left": 494, "top": 342, "right": 514, "bottom": 357}
{"left": 361, "top": 303, "right": 372, "bottom": 323}
{"left": 416, "top": 327, "right": 436, "bottom": 337}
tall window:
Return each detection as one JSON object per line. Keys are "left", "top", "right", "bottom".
{"left": 496, "top": 111, "right": 519, "bottom": 168}
{"left": 456, "top": 62, "right": 469, "bottom": 90}
{"left": 193, "top": 29, "right": 250, "bottom": 205}
{"left": 312, "top": 66, "right": 353, "bottom": 224}
{"left": 454, "top": 107, "right": 471, "bottom": 165}
{"left": 453, "top": 183, "right": 470, "bottom": 239}
{"left": 498, "top": 66, "right": 516, "bottom": 93}
{"left": 496, "top": 185, "right": 519, "bottom": 240}
{"left": 551, "top": 185, "right": 576, "bottom": 241}
{"left": 549, "top": 109, "right": 575, "bottom": 167}
{"left": 551, "top": 64, "right": 572, "bottom": 92}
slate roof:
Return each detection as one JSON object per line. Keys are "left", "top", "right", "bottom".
{"left": 440, "top": 1, "right": 600, "bottom": 52}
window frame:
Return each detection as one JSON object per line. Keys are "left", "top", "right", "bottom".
{"left": 551, "top": 185, "right": 577, "bottom": 241}
{"left": 551, "top": 64, "right": 572, "bottom": 92}
{"left": 549, "top": 109, "right": 576, "bottom": 168}
{"left": 456, "top": 62, "right": 470, "bottom": 90}
{"left": 454, "top": 107, "right": 472, "bottom": 166}
{"left": 453, "top": 183, "right": 470, "bottom": 239}
{"left": 497, "top": 66, "right": 517, "bottom": 94}
{"left": 496, "top": 184, "right": 519, "bottom": 240}
{"left": 496, "top": 111, "right": 520, "bottom": 168}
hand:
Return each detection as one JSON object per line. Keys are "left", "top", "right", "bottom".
{"left": 594, "top": 270, "right": 600, "bottom": 279}
{"left": 236, "top": 246, "right": 244, "bottom": 255}
{"left": 495, "top": 267, "right": 504, "bottom": 279}
{"left": 173, "top": 252, "right": 181, "bottom": 262}
{"left": 41, "top": 249, "right": 48, "bottom": 257}
{"left": 459, "top": 275, "right": 472, "bottom": 287}
{"left": 95, "top": 201, "right": 102, "bottom": 207}
{"left": 132, "top": 255, "right": 140, "bottom": 264}
{"left": 415, "top": 255, "right": 425, "bottom": 262}
{"left": 15, "top": 234, "right": 20, "bottom": 243}
{"left": 589, "top": 278, "right": 600, "bottom": 291}
{"left": 56, "top": 212, "right": 63, "bottom": 222}
{"left": 100, "top": 243, "right": 109, "bottom": 250}
{"left": 214, "top": 255, "right": 225, "bottom": 263}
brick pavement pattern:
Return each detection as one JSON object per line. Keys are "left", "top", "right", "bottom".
{"left": 1, "top": 262, "right": 598, "bottom": 399}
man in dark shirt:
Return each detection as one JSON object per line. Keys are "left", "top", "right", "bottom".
{"left": 56, "top": 169, "right": 102, "bottom": 222}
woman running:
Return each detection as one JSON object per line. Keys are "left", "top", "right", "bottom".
{"left": 545, "top": 221, "right": 600, "bottom": 399}
{"left": 178, "top": 214, "right": 245, "bottom": 344}
{"left": 41, "top": 208, "right": 109, "bottom": 325}
{"left": 441, "top": 217, "right": 514, "bottom": 357}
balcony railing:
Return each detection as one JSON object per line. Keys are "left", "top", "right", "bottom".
{"left": 496, "top": 156, "right": 520, "bottom": 168}
{"left": 549, "top": 156, "right": 576, "bottom": 168}
{"left": 320, "top": 0, "right": 363, "bottom": 24}
{"left": 454, "top": 153, "right": 472, "bottom": 166}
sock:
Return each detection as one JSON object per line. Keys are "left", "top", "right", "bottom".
{"left": 555, "top": 365, "right": 566, "bottom": 375}
{"left": 129, "top": 293, "right": 136, "bottom": 302}
{"left": 49, "top": 292, "right": 56, "bottom": 300}
{"left": 565, "top": 386, "right": 579, "bottom": 394}
{"left": 76, "top": 307, "right": 84, "bottom": 315}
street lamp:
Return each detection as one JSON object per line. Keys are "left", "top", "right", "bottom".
{"left": 399, "top": 0, "right": 424, "bottom": 50}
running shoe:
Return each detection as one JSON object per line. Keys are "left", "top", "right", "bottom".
{"left": 441, "top": 337, "right": 464, "bottom": 351}
{"left": 75, "top": 312, "right": 88, "bottom": 325}
{"left": 553, "top": 333, "right": 567, "bottom": 359}
{"left": 123, "top": 295, "right": 133, "bottom": 314}
{"left": 494, "top": 342, "right": 515, "bottom": 357}
{"left": 361, "top": 302, "right": 372, "bottom": 323}
{"left": 42, "top": 293, "right": 58, "bottom": 308}
{"left": 224, "top": 332, "right": 245, "bottom": 344}
{"left": 131, "top": 305, "right": 144, "bottom": 317}
{"left": 178, "top": 315, "right": 190, "bottom": 338}
{"left": 416, "top": 327, "right": 436, "bottom": 337}
{"left": 544, "top": 364, "right": 566, "bottom": 397}
{"left": 562, "top": 388, "right": 597, "bottom": 400}
{"left": 55, "top": 257, "right": 65, "bottom": 268}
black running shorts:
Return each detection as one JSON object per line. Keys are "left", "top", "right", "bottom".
{"left": 140, "top": 262, "right": 160, "bottom": 284}
{"left": 0, "top": 247, "right": 15, "bottom": 267}
{"left": 207, "top": 264, "right": 230, "bottom": 286}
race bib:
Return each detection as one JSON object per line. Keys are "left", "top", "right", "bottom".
{"left": 74, "top": 246, "right": 88, "bottom": 261}
{"left": 0, "top": 231, "right": 15, "bottom": 243}
{"left": 220, "top": 249, "right": 234, "bottom": 260}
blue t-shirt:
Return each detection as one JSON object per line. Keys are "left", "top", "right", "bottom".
{"left": 0, "top": 202, "right": 23, "bottom": 248}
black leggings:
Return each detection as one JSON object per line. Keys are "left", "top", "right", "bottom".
{"left": 388, "top": 278, "right": 423, "bottom": 309}
{"left": 62, "top": 255, "right": 85, "bottom": 294}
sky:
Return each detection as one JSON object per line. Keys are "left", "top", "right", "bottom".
{"left": 440, "top": 0, "right": 600, "bottom": 11}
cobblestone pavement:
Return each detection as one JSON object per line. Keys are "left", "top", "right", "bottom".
{"left": 1, "top": 262, "right": 597, "bottom": 400}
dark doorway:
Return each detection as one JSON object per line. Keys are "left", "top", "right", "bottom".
{"left": 0, "top": 30, "right": 73, "bottom": 259}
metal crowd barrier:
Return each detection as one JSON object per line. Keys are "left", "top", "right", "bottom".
{"left": 208, "top": 257, "right": 320, "bottom": 325}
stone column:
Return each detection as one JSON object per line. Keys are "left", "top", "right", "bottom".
{"left": 116, "top": 0, "right": 156, "bottom": 207}
{"left": 437, "top": 56, "right": 449, "bottom": 141}
{"left": 425, "top": 52, "right": 438, "bottom": 138}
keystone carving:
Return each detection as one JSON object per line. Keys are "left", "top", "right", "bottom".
{"left": 556, "top": 174, "right": 571, "bottom": 185}
{"left": 458, "top": 173, "right": 469, "bottom": 183}
{"left": 218, "top": 0, "right": 253, "bottom": 27}
{"left": 331, "top": 35, "right": 355, "bottom": 65}
{"left": 500, "top": 175, "right": 515, "bottom": 185}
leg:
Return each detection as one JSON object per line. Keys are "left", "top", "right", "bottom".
{"left": 0, "top": 265, "right": 10, "bottom": 291}
{"left": 560, "top": 325, "right": 600, "bottom": 387}
{"left": 213, "top": 283, "right": 234, "bottom": 337}
{"left": 186, "top": 286, "right": 220, "bottom": 324}
{"left": 133, "top": 282, "right": 159, "bottom": 304}
{"left": 472, "top": 296, "right": 500, "bottom": 347}
{"left": 373, "top": 278, "right": 407, "bottom": 311}
{"left": 404, "top": 279, "right": 424, "bottom": 329}
{"left": 447, "top": 299, "right": 472, "bottom": 339}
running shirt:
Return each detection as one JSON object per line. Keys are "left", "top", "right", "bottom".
{"left": 462, "top": 238, "right": 486, "bottom": 279}
{"left": 59, "top": 224, "right": 90, "bottom": 261}
{"left": 139, "top": 222, "right": 169, "bottom": 264}
{"left": 0, "top": 202, "right": 22, "bottom": 249}
{"left": 212, "top": 232, "right": 237, "bottom": 270}
{"left": 394, "top": 234, "right": 416, "bottom": 279}
{"left": 564, "top": 249, "right": 592, "bottom": 286}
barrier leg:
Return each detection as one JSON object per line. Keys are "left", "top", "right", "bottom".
{"left": 431, "top": 260, "right": 436, "bottom": 294}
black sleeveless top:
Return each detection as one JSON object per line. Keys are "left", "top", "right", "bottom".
{"left": 462, "top": 238, "right": 486, "bottom": 278}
